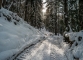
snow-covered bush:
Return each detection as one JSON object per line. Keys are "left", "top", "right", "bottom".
{"left": 64, "top": 30, "right": 83, "bottom": 60}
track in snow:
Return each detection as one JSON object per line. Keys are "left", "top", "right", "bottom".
{"left": 10, "top": 36, "right": 68, "bottom": 60}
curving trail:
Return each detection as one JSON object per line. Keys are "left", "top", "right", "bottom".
{"left": 12, "top": 35, "right": 69, "bottom": 60}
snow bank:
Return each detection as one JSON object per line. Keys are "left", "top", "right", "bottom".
{"left": 0, "top": 8, "right": 43, "bottom": 60}
{"left": 65, "top": 30, "right": 83, "bottom": 60}
{"left": 0, "top": 49, "right": 19, "bottom": 60}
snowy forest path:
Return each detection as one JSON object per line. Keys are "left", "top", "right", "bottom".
{"left": 9, "top": 35, "right": 68, "bottom": 60}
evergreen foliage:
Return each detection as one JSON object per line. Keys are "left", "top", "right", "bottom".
{"left": 1, "top": 0, "right": 82, "bottom": 35}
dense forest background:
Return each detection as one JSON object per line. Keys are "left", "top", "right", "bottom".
{"left": 0, "top": 0, "right": 83, "bottom": 35}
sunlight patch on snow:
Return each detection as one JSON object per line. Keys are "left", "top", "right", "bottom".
{"left": 25, "top": 42, "right": 45, "bottom": 60}
{"left": 54, "top": 45, "right": 64, "bottom": 56}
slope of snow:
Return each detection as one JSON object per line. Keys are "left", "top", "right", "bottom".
{"left": 0, "top": 8, "right": 44, "bottom": 60}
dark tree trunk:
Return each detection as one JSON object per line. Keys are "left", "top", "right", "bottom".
{"left": 79, "top": 0, "right": 83, "bottom": 30}
{"left": 25, "top": 0, "right": 28, "bottom": 22}
{"left": 0, "top": 0, "right": 2, "bottom": 9}
{"left": 64, "top": 0, "right": 69, "bottom": 31}
{"left": 2, "top": 0, "right": 6, "bottom": 8}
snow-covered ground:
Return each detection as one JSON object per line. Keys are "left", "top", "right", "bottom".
{"left": 10, "top": 33, "right": 76, "bottom": 60}
{"left": 0, "top": 8, "right": 44, "bottom": 60}
{"left": 13, "top": 35, "right": 69, "bottom": 60}
{"left": 0, "top": 8, "right": 83, "bottom": 60}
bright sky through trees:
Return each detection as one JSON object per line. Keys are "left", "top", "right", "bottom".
{"left": 42, "top": 0, "right": 47, "bottom": 14}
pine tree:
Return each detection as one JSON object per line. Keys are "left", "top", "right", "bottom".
{"left": 67, "top": 0, "right": 79, "bottom": 32}
{"left": 45, "top": 0, "right": 65, "bottom": 35}
{"left": 45, "top": 0, "right": 58, "bottom": 34}
{"left": 24, "top": 0, "right": 42, "bottom": 28}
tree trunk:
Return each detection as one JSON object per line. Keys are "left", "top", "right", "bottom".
{"left": 2, "top": 0, "right": 6, "bottom": 8}
{"left": 24, "top": 0, "right": 28, "bottom": 22}
{"left": 0, "top": 0, "right": 2, "bottom": 9}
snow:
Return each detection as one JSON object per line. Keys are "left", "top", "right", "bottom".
{"left": 14, "top": 34, "right": 69, "bottom": 60}
{"left": 0, "top": 8, "right": 44, "bottom": 60}
{"left": 0, "top": 49, "right": 19, "bottom": 60}
{"left": 0, "top": 8, "right": 83, "bottom": 60}
{"left": 65, "top": 30, "right": 83, "bottom": 60}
